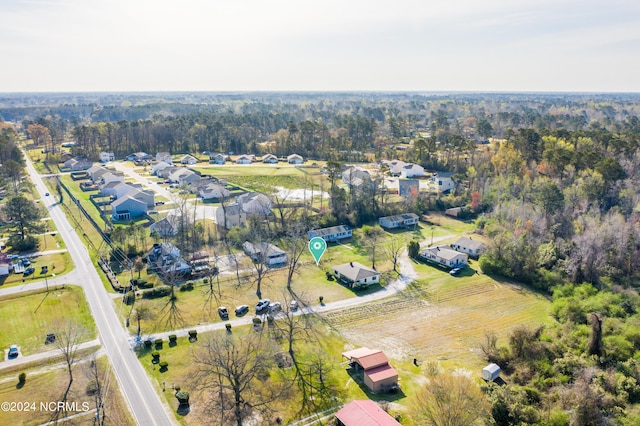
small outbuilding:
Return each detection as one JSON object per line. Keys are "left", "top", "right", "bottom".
{"left": 482, "top": 363, "right": 501, "bottom": 382}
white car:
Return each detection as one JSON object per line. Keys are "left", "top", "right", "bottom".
{"left": 8, "top": 345, "right": 19, "bottom": 359}
{"left": 255, "top": 299, "right": 270, "bottom": 312}
{"left": 268, "top": 302, "right": 282, "bottom": 312}
{"left": 289, "top": 300, "right": 299, "bottom": 311}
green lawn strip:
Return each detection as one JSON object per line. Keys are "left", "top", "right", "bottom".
{"left": 0, "top": 353, "right": 135, "bottom": 426}
{"left": 0, "top": 252, "right": 72, "bottom": 288}
{"left": 0, "top": 286, "right": 97, "bottom": 355}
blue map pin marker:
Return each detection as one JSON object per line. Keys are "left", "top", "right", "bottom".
{"left": 308, "top": 237, "right": 327, "bottom": 265}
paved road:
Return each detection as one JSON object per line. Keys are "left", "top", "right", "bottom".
{"left": 0, "top": 339, "right": 101, "bottom": 371}
{"left": 25, "top": 154, "right": 175, "bottom": 425}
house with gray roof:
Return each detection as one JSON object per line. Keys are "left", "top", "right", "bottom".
{"left": 242, "top": 242, "right": 287, "bottom": 266}
{"left": 308, "top": 225, "right": 352, "bottom": 242}
{"left": 333, "top": 262, "right": 380, "bottom": 288}
{"left": 215, "top": 203, "right": 247, "bottom": 229}
{"left": 111, "top": 196, "right": 148, "bottom": 221}
{"left": 378, "top": 213, "right": 419, "bottom": 229}
{"left": 420, "top": 245, "right": 468, "bottom": 268}
{"left": 451, "top": 236, "right": 485, "bottom": 258}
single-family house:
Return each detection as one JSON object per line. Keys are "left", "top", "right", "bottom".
{"left": 156, "top": 166, "right": 179, "bottom": 179}
{"left": 62, "top": 158, "right": 78, "bottom": 169}
{"left": 199, "top": 183, "right": 230, "bottom": 202}
{"left": 146, "top": 243, "right": 191, "bottom": 275}
{"left": 98, "top": 172, "right": 125, "bottom": 187}
{"left": 156, "top": 152, "right": 173, "bottom": 164}
{"left": 69, "top": 160, "right": 93, "bottom": 171}
{"left": 420, "top": 245, "right": 468, "bottom": 268}
{"left": 451, "top": 236, "right": 485, "bottom": 258}
{"left": 335, "top": 400, "right": 401, "bottom": 426}
{"left": 333, "top": 262, "right": 380, "bottom": 288}
{"left": 287, "top": 153, "right": 303, "bottom": 164}
{"left": 99, "top": 180, "right": 123, "bottom": 197}
{"left": 111, "top": 196, "right": 148, "bottom": 221}
{"left": 125, "top": 187, "right": 155, "bottom": 208}
{"left": 87, "top": 165, "right": 110, "bottom": 182}
{"left": 215, "top": 203, "right": 247, "bottom": 229}
{"left": 151, "top": 161, "right": 172, "bottom": 176}
{"left": 444, "top": 207, "right": 462, "bottom": 217}
{"left": 209, "top": 153, "right": 227, "bottom": 164}
{"left": 99, "top": 151, "right": 115, "bottom": 163}
{"left": 342, "top": 166, "right": 372, "bottom": 187}
{"left": 262, "top": 154, "right": 278, "bottom": 164}
{"left": 341, "top": 348, "right": 399, "bottom": 393}
{"left": 378, "top": 213, "right": 419, "bottom": 229}
{"left": 400, "top": 163, "right": 425, "bottom": 178}
{"left": 169, "top": 168, "right": 200, "bottom": 185}
{"left": 242, "top": 242, "right": 287, "bottom": 266}
{"left": 307, "top": 225, "right": 352, "bottom": 242}
{"left": 433, "top": 171, "right": 455, "bottom": 193}
{"left": 235, "top": 154, "right": 252, "bottom": 164}
{"left": 149, "top": 214, "right": 179, "bottom": 237}
{"left": 180, "top": 154, "right": 198, "bottom": 165}
{"left": 237, "top": 192, "right": 272, "bottom": 216}
{"left": 126, "top": 152, "right": 153, "bottom": 163}
{"left": 388, "top": 160, "right": 408, "bottom": 176}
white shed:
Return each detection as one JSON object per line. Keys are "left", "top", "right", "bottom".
{"left": 482, "top": 363, "right": 501, "bottom": 381}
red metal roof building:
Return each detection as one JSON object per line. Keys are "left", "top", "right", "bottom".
{"left": 335, "top": 400, "right": 401, "bottom": 426}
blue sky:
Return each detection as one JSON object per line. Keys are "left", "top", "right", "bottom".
{"left": 0, "top": 0, "right": 639, "bottom": 92}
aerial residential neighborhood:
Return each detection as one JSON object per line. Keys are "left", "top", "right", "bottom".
{"left": 1, "top": 91, "right": 639, "bottom": 424}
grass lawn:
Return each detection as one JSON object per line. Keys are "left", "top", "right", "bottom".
{"left": 192, "top": 165, "right": 327, "bottom": 192}
{"left": 0, "top": 286, "right": 97, "bottom": 355}
{"left": 0, "top": 353, "right": 135, "bottom": 426}
{"left": 0, "top": 251, "right": 72, "bottom": 288}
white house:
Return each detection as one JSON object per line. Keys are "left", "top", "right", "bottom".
{"left": 235, "top": 154, "right": 252, "bottom": 164}
{"left": 262, "top": 154, "right": 278, "bottom": 164}
{"left": 333, "top": 262, "right": 380, "bottom": 287}
{"left": 199, "top": 183, "right": 230, "bottom": 202}
{"left": 151, "top": 161, "right": 172, "bottom": 176}
{"left": 287, "top": 154, "right": 303, "bottom": 164}
{"left": 237, "top": 192, "right": 272, "bottom": 216}
{"left": 433, "top": 172, "right": 455, "bottom": 193}
{"left": 307, "top": 225, "right": 352, "bottom": 242}
{"left": 420, "top": 245, "right": 468, "bottom": 268}
{"left": 209, "top": 153, "right": 227, "bottom": 164}
{"left": 342, "top": 166, "right": 372, "bottom": 187}
{"left": 0, "top": 256, "right": 9, "bottom": 276}
{"left": 111, "top": 196, "right": 148, "bottom": 221}
{"left": 99, "top": 151, "right": 115, "bottom": 163}
{"left": 400, "top": 163, "right": 425, "bottom": 178}
{"left": 215, "top": 204, "right": 247, "bottom": 229}
{"left": 451, "top": 236, "right": 485, "bottom": 258}
{"left": 378, "top": 213, "right": 419, "bottom": 229}
{"left": 156, "top": 152, "right": 173, "bottom": 164}
{"left": 242, "top": 242, "right": 288, "bottom": 266}
{"left": 180, "top": 154, "right": 198, "bottom": 165}
{"left": 383, "top": 160, "right": 407, "bottom": 176}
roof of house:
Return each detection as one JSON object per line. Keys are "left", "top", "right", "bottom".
{"left": 379, "top": 213, "right": 418, "bottom": 223}
{"left": 181, "top": 154, "right": 197, "bottom": 162}
{"left": 309, "top": 225, "right": 351, "bottom": 237}
{"left": 242, "top": 242, "right": 285, "bottom": 258}
{"left": 262, "top": 154, "right": 278, "bottom": 161}
{"left": 221, "top": 203, "right": 245, "bottom": 216}
{"left": 200, "top": 184, "right": 229, "bottom": 198}
{"left": 236, "top": 154, "right": 252, "bottom": 161}
{"left": 111, "top": 195, "right": 146, "bottom": 209}
{"left": 365, "top": 364, "right": 398, "bottom": 383}
{"left": 288, "top": 153, "right": 303, "bottom": 159}
{"left": 237, "top": 192, "right": 272, "bottom": 214}
{"left": 342, "top": 347, "right": 378, "bottom": 360}
{"left": 333, "top": 262, "right": 379, "bottom": 282}
{"left": 422, "top": 246, "right": 466, "bottom": 261}
{"left": 453, "top": 236, "right": 485, "bottom": 250}
{"left": 335, "top": 400, "right": 401, "bottom": 426}
{"left": 352, "top": 351, "right": 389, "bottom": 370}
{"left": 434, "top": 171, "right": 454, "bottom": 178}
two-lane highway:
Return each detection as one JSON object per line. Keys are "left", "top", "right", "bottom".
{"left": 24, "top": 153, "right": 175, "bottom": 425}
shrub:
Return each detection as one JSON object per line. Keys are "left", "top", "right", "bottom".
{"left": 159, "top": 361, "right": 168, "bottom": 370}
{"left": 86, "top": 379, "right": 98, "bottom": 395}
{"left": 152, "top": 352, "right": 160, "bottom": 362}
{"left": 252, "top": 317, "right": 262, "bottom": 325}
{"left": 169, "top": 335, "right": 177, "bottom": 345}
{"left": 179, "top": 281, "right": 194, "bottom": 292}
{"left": 18, "top": 372, "right": 26, "bottom": 384}
{"left": 225, "top": 323, "right": 232, "bottom": 333}
{"left": 142, "top": 286, "right": 172, "bottom": 299}
{"left": 123, "top": 290, "right": 136, "bottom": 305}
{"left": 188, "top": 330, "right": 197, "bottom": 338}
{"left": 155, "top": 338, "right": 163, "bottom": 349}
{"left": 143, "top": 339, "right": 153, "bottom": 348}
{"left": 175, "top": 391, "right": 189, "bottom": 405}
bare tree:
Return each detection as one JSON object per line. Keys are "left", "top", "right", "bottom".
{"left": 83, "top": 355, "right": 112, "bottom": 426}
{"left": 194, "top": 332, "right": 283, "bottom": 426}
{"left": 159, "top": 270, "right": 185, "bottom": 330}
{"left": 52, "top": 320, "right": 88, "bottom": 424}
{"left": 133, "top": 301, "right": 153, "bottom": 337}
{"left": 283, "top": 221, "right": 307, "bottom": 291}
{"left": 361, "top": 225, "right": 385, "bottom": 270}
{"left": 384, "top": 238, "right": 404, "bottom": 273}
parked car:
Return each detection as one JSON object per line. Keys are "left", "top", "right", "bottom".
{"left": 7, "top": 345, "right": 18, "bottom": 359}
{"left": 449, "top": 267, "right": 462, "bottom": 276}
{"left": 255, "top": 299, "right": 270, "bottom": 312}
{"left": 218, "top": 306, "right": 229, "bottom": 319}
{"left": 268, "top": 302, "right": 282, "bottom": 312}
{"left": 155, "top": 201, "right": 165, "bottom": 206}
{"left": 45, "top": 192, "right": 50, "bottom": 196}
{"left": 235, "top": 305, "right": 249, "bottom": 316}
{"left": 23, "top": 267, "right": 35, "bottom": 276}
{"left": 21, "top": 258, "right": 31, "bottom": 266}
{"left": 289, "top": 300, "right": 299, "bottom": 311}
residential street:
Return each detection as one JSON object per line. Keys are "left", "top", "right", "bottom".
{"left": 23, "top": 153, "right": 176, "bottom": 425}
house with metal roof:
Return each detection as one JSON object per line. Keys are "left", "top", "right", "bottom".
{"left": 335, "top": 400, "right": 401, "bottom": 426}
{"left": 451, "top": 236, "right": 485, "bottom": 258}
{"left": 378, "top": 213, "right": 419, "bottom": 229}
{"left": 307, "top": 225, "right": 352, "bottom": 242}
{"left": 341, "top": 348, "right": 399, "bottom": 393}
